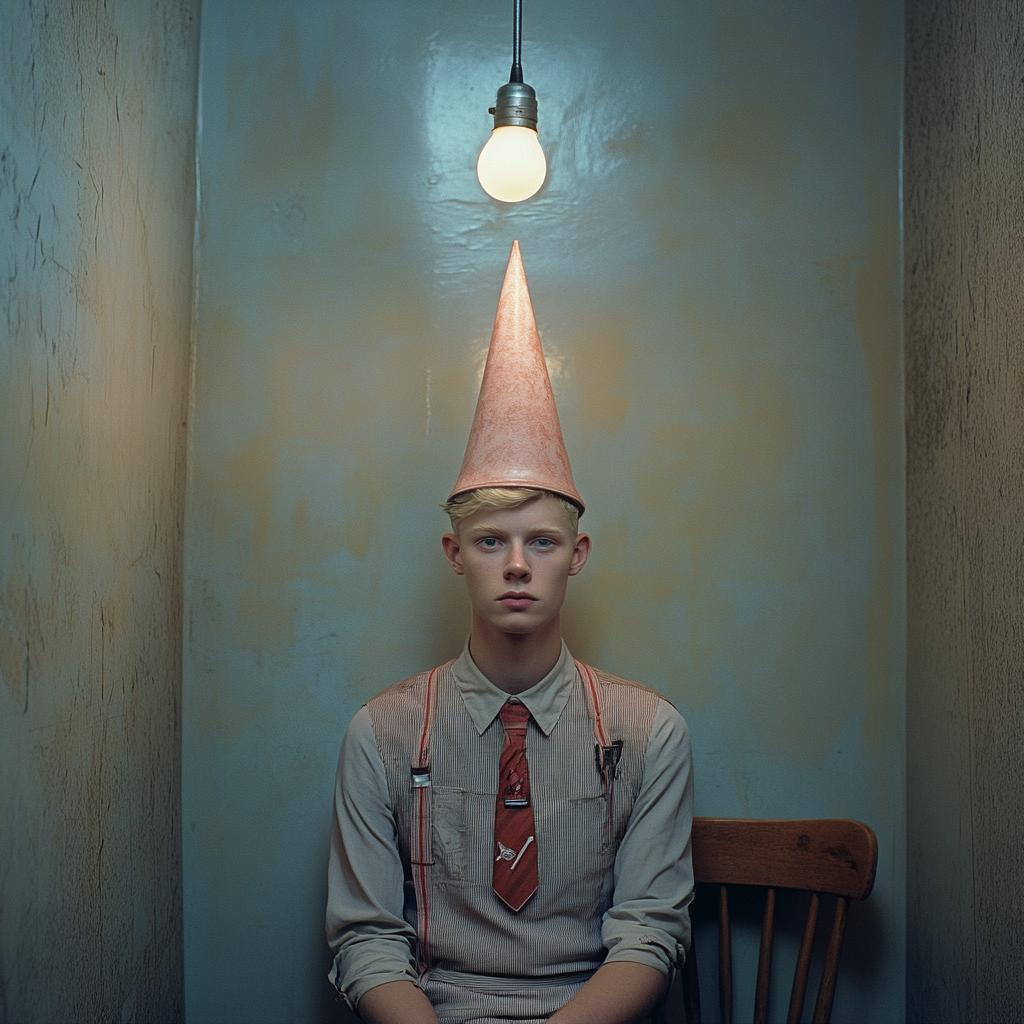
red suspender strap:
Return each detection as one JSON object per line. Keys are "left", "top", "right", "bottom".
{"left": 410, "top": 664, "right": 445, "bottom": 972}
{"left": 576, "top": 660, "right": 623, "bottom": 844}
{"left": 576, "top": 660, "right": 609, "bottom": 747}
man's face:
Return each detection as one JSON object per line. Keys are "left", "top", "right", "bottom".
{"left": 442, "top": 495, "right": 590, "bottom": 638}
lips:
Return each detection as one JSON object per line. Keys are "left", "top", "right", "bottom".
{"left": 499, "top": 592, "right": 537, "bottom": 610}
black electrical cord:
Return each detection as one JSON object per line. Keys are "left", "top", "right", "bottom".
{"left": 510, "top": 0, "right": 524, "bottom": 83}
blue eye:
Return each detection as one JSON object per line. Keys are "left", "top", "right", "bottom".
{"left": 534, "top": 538, "right": 554, "bottom": 549}
{"left": 480, "top": 538, "right": 499, "bottom": 548}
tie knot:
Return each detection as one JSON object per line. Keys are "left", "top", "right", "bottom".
{"left": 499, "top": 701, "right": 530, "bottom": 730}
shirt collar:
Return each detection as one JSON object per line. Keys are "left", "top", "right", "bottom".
{"left": 450, "top": 638, "right": 576, "bottom": 736}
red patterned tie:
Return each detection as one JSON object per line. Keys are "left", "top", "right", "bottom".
{"left": 493, "top": 701, "right": 539, "bottom": 911}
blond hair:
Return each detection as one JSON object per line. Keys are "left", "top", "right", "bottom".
{"left": 442, "top": 487, "right": 581, "bottom": 535}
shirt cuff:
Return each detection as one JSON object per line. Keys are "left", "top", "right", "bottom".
{"left": 330, "top": 943, "right": 420, "bottom": 1012}
{"left": 602, "top": 919, "right": 686, "bottom": 977}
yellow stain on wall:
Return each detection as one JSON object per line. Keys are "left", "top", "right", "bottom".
{"left": 571, "top": 304, "right": 635, "bottom": 441}
{"left": 198, "top": 289, "right": 456, "bottom": 658}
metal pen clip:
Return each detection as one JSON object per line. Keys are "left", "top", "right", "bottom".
{"left": 411, "top": 766, "right": 431, "bottom": 789}
{"left": 594, "top": 740, "right": 623, "bottom": 777}
{"left": 595, "top": 741, "right": 623, "bottom": 844}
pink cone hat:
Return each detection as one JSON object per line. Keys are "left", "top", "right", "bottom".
{"left": 449, "top": 241, "right": 584, "bottom": 512}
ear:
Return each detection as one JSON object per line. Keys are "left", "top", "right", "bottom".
{"left": 568, "top": 532, "right": 591, "bottom": 576}
{"left": 442, "top": 532, "right": 464, "bottom": 575}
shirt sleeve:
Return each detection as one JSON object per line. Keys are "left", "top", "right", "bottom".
{"left": 600, "top": 699, "right": 694, "bottom": 975}
{"left": 326, "top": 704, "right": 420, "bottom": 1011}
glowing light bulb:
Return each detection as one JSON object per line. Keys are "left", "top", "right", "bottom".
{"left": 477, "top": 126, "right": 547, "bottom": 203}
{"left": 477, "top": 3, "right": 546, "bottom": 205}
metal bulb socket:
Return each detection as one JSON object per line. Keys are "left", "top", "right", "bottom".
{"left": 489, "top": 81, "right": 539, "bottom": 131}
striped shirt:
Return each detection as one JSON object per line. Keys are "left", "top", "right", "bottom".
{"left": 326, "top": 641, "right": 694, "bottom": 1021}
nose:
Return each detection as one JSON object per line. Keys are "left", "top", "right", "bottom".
{"left": 503, "top": 541, "right": 531, "bottom": 580}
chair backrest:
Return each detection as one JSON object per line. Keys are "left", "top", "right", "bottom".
{"left": 661, "top": 817, "right": 877, "bottom": 1024}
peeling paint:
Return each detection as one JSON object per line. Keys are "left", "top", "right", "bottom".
{"left": 0, "top": 1, "right": 199, "bottom": 1020}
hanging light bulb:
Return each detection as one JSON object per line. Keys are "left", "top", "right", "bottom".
{"left": 477, "top": 1, "right": 547, "bottom": 203}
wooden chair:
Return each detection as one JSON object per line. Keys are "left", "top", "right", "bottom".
{"left": 660, "top": 818, "right": 877, "bottom": 1024}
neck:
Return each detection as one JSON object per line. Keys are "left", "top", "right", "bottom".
{"left": 468, "top": 614, "right": 563, "bottom": 695}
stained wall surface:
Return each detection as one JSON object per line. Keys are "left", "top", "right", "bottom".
{"left": 185, "top": 2, "right": 904, "bottom": 1021}
{"left": 0, "top": 2, "right": 199, "bottom": 1021}
{"left": 905, "top": 3, "right": 1024, "bottom": 1021}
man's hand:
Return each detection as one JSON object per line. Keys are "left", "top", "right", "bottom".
{"left": 357, "top": 980, "right": 441, "bottom": 1024}
{"left": 547, "top": 961, "right": 668, "bottom": 1024}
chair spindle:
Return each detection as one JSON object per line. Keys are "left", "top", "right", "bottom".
{"left": 718, "top": 884, "right": 732, "bottom": 1023}
{"left": 680, "top": 932, "right": 702, "bottom": 1024}
{"left": 753, "top": 886, "right": 776, "bottom": 1023}
{"left": 812, "top": 894, "right": 849, "bottom": 1024}
{"left": 786, "top": 890, "right": 820, "bottom": 1024}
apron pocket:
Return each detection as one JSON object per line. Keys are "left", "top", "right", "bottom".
{"left": 432, "top": 786, "right": 468, "bottom": 881}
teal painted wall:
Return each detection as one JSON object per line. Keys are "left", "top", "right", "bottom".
{"left": 184, "top": 2, "right": 904, "bottom": 1021}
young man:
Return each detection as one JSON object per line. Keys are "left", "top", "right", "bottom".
{"left": 327, "top": 243, "right": 693, "bottom": 1024}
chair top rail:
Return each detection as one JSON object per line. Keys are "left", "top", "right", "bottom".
{"left": 691, "top": 817, "right": 877, "bottom": 899}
